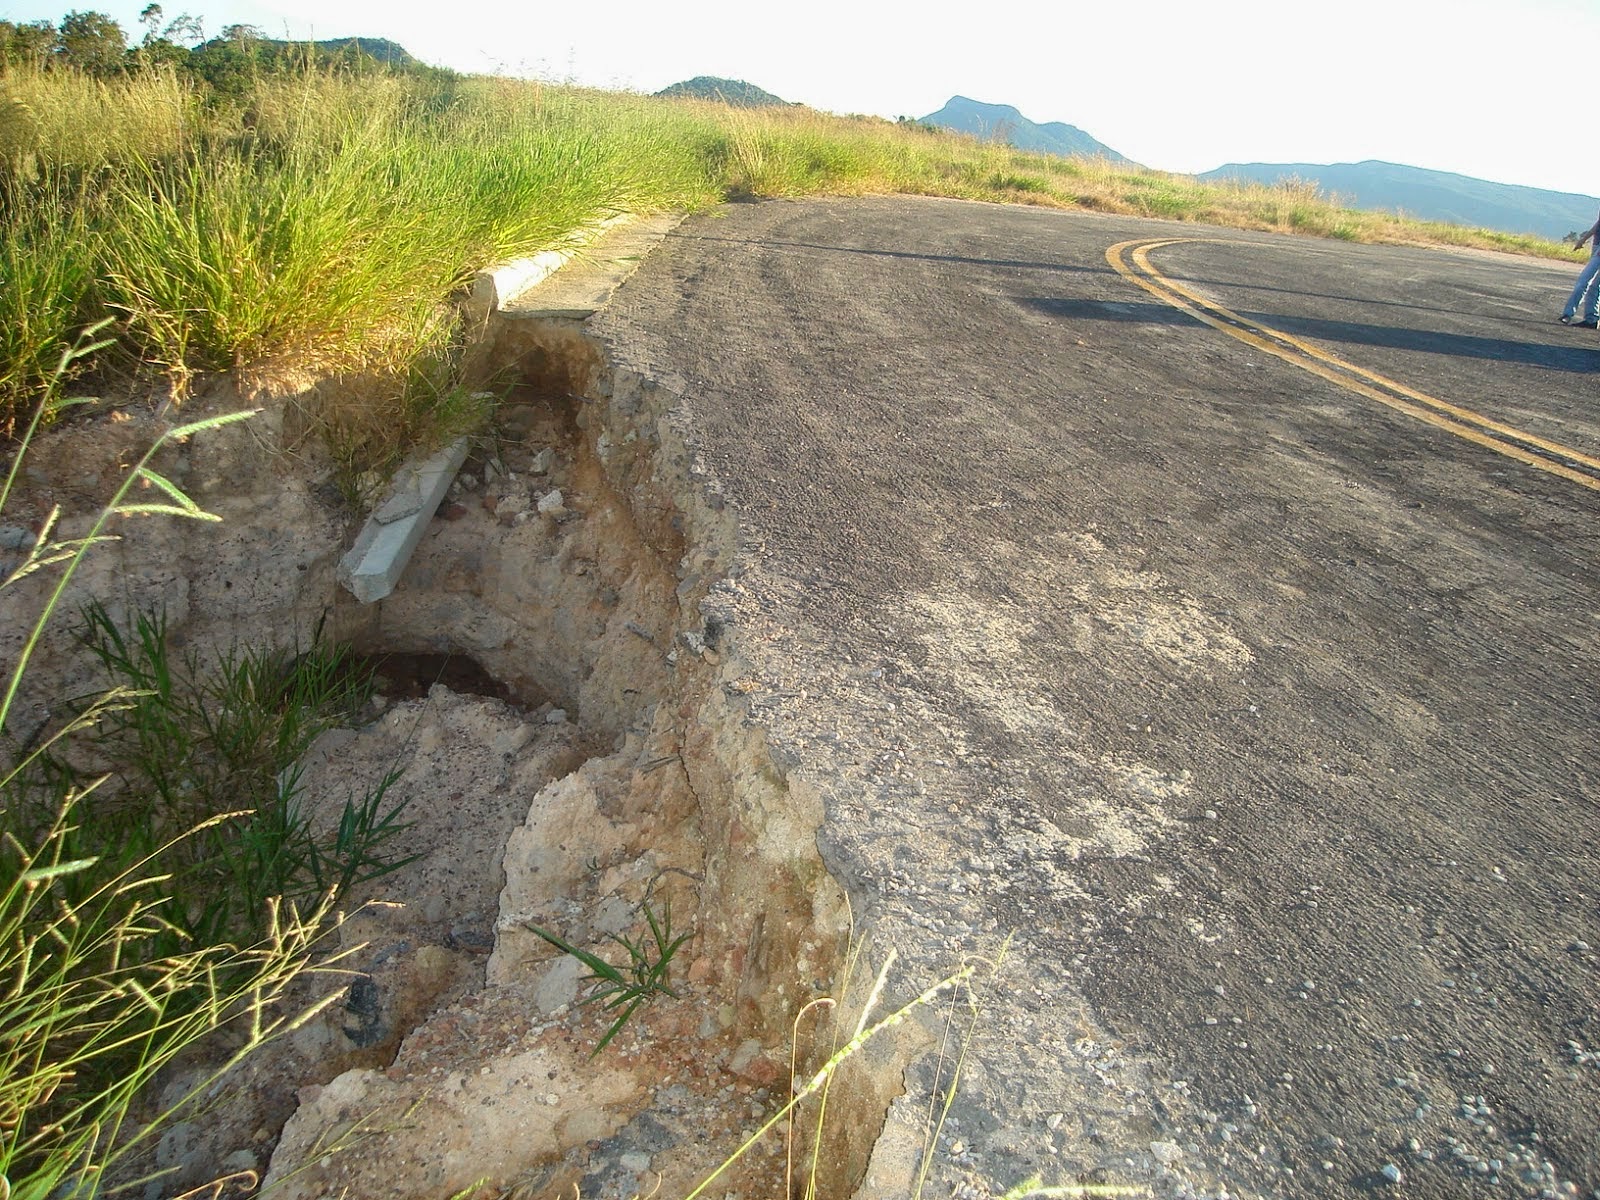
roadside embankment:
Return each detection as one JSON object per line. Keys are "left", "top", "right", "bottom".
{"left": 0, "top": 215, "right": 911, "bottom": 1200}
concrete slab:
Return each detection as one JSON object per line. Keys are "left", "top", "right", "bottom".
{"left": 337, "top": 437, "right": 469, "bottom": 603}
{"left": 501, "top": 214, "right": 683, "bottom": 319}
{"left": 466, "top": 212, "right": 629, "bottom": 317}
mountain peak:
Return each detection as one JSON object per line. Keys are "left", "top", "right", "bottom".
{"left": 920, "top": 96, "right": 1127, "bottom": 164}
{"left": 655, "top": 77, "right": 790, "bottom": 108}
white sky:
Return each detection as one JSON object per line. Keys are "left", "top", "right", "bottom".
{"left": 18, "top": 0, "right": 1600, "bottom": 198}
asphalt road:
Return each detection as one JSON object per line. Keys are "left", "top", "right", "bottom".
{"left": 594, "top": 196, "right": 1600, "bottom": 1199}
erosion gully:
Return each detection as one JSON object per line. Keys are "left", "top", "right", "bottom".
{"left": 72, "top": 304, "right": 906, "bottom": 1200}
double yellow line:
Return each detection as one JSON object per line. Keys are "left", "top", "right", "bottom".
{"left": 1107, "top": 238, "right": 1600, "bottom": 493}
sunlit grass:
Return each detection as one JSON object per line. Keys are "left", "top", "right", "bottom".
{"left": 0, "top": 65, "right": 207, "bottom": 171}
{"left": 0, "top": 177, "right": 101, "bottom": 426}
{"left": 101, "top": 131, "right": 460, "bottom": 386}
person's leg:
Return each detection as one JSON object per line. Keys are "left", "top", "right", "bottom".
{"left": 1582, "top": 254, "right": 1600, "bottom": 323}
{"left": 1562, "top": 253, "right": 1600, "bottom": 320}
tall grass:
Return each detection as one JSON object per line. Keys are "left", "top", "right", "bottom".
{"left": 0, "top": 66, "right": 205, "bottom": 173}
{"left": 0, "top": 66, "right": 1581, "bottom": 442}
{"left": 101, "top": 134, "right": 455, "bottom": 385}
{"left": 0, "top": 177, "right": 100, "bottom": 426}
{"left": 0, "top": 813, "right": 343, "bottom": 1200}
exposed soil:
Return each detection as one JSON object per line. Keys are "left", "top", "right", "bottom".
{"left": 0, "top": 296, "right": 876, "bottom": 1200}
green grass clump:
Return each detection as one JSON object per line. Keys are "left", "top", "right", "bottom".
{"left": 1122, "top": 175, "right": 1208, "bottom": 219}
{"left": 987, "top": 171, "right": 1051, "bottom": 195}
{"left": 0, "top": 179, "right": 100, "bottom": 427}
{"left": 100, "top": 134, "right": 454, "bottom": 386}
{"left": 526, "top": 896, "right": 690, "bottom": 1055}
{"left": 45, "top": 600, "right": 415, "bottom": 947}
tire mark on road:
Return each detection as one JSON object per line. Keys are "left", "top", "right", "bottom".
{"left": 1108, "top": 238, "right": 1600, "bottom": 493}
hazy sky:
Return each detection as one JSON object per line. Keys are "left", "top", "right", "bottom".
{"left": 24, "top": 0, "right": 1600, "bottom": 198}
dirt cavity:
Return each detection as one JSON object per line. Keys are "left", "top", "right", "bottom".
{"left": 249, "top": 315, "right": 881, "bottom": 1200}
{"left": 351, "top": 650, "right": 535, "bottom": 705}
{"left": 0, "top": 303, "right": 893, "bottom": 1200}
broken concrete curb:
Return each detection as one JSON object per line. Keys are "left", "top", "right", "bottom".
{"left": 336, "top": 436, "right": 469, "bottom": 603}
{"left": 339, "top": 213, "right": 688, "bottom": 607}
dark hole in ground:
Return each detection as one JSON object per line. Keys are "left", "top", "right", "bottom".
{"left": 350, "top": 651, "right": 541, "bottom": 707}
{"left": 495, "top": 383, "right": 581, "bottom": 450}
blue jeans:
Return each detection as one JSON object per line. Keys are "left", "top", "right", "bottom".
{"left": 1564, "top": 251, "right": 1600, "bottom": 321}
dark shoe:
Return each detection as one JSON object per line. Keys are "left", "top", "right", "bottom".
{"left": 1577, "top": 319, "right": 1598, "bottom": 329}
{"left": 1561, "top": 313, "right": 1575, "bottom": 324}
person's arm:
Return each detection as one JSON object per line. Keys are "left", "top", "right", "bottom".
{"left": 1580, "top": 211, "right": 1600, "bottom": 250}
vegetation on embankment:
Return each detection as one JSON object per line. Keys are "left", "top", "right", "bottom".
{"left": 2, "top": 53, "right": 1581, "bottom": 447}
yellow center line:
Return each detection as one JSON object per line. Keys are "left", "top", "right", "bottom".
{"left": 1106, "top": 238, "right": 1600, "bottom": 493}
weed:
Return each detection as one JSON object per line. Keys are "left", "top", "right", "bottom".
{"left": 524, "top": 896, "right": 690, "bottom": 1055}
{"left": 31, "top": 600, "right": 416, "bottom": 947}
{"left": 987, "top": 171, "right": 1051, "bottom": 194}
{"left": 684, "top": 948, "right": 974, "bottom": 1200}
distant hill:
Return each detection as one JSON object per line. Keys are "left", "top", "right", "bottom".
{"left": 306, "top": 37, "right": 414, "bottom": 65}
{"left": 190, "top": 33, "right": 417, "bottom": 67}
{"left": 183, "top": 32, "right": 429, "bottom": 94}
{"left": 1198, "top": 160, "right": 1599, "bottom": 242}
{"left": 655, "top": 77, "right": 790, "bottom": 107}
{"left": 919, "top": 96, "right": 1129, "bottom": 163}
{"left": 230, "top": 35, "right": 416, "bottom": 65}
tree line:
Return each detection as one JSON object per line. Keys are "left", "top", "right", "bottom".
{"left": 0, "top": 6, "right": 450, "bottom": 94}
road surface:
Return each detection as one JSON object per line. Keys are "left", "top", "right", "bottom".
{"left": 594, "top": 196, "right": 1600, "bottom": 1199}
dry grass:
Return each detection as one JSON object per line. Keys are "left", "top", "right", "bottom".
{"left": 0, "top": 65, "right": 209, "bottom": 172}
